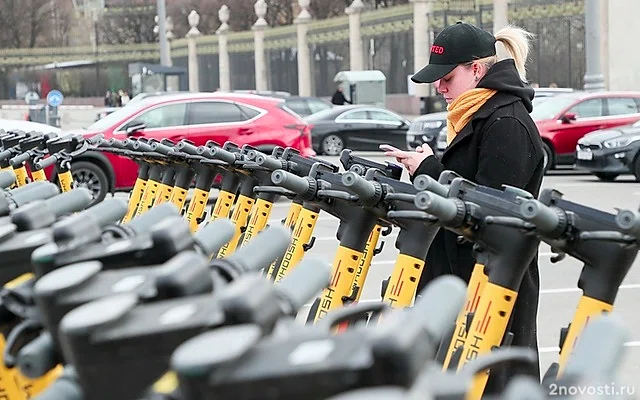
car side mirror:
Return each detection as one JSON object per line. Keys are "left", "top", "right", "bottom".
{"left": 126, "top": 122, "right": 146, "bottom": 136}
{"left": 560, "top": 112, "right": 577, "bottom": 123}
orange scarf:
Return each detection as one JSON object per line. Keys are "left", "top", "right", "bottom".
{"left": 446, "top": 88, "right": 497, "bottom": 145}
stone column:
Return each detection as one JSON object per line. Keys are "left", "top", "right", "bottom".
{"left": 410, "top": 0, "right": 430, "bottom": 100}
{"left": 295, "top": 0, "right": 312, "bottom": 96}
{"left": 217, "top": 5, "right": 231, "bottom": 92}
{"left": 253, "top": 0, "right": 269, "bottom": 91}
{"left": 493, "top": 0, "right": 509, "bottom": 34}
{"left": 583, "top": 0, "right": 605, "bottom": 91}
{"left": 186, "top": 10, "right": 201, "bottom": 92}
{"left": 346, "top": 0, "right": 365, "bottom": 71}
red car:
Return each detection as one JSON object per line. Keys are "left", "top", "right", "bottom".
{"left": 64, "top": 92, "right": 315, "bottom": 202}
{"left": 531, "top": 91, "right": 640, "bottom": 172}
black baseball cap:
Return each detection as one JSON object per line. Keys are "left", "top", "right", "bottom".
{"left": 411, "top": 21, "right": 497, "bottom": 84}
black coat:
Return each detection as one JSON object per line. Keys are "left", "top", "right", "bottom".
{"left": 411, "top": 59, "right": 545, "bottom": 393}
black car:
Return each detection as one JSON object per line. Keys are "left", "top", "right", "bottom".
{"left": 575, "top": 120, "right": 640, "bottom": 181}
{"left": 304, "top": 105, "right": 410, "bottom": 155}
{"left": 283, "top": 96, "right": 333, "bottom": 117}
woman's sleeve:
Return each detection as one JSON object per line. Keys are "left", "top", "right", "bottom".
{"left": 411, "top": 155, "right": 444, "bottom": 183}
{"left": 475, "top": 117, "right": 538, "bottom": 190}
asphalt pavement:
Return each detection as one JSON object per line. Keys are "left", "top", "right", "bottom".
{"left": 114, "top": 153, "right": 640, "bottom": 389}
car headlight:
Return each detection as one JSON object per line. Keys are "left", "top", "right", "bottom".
{"left": 603, "top": 136, "right": 640, "bottom": 149}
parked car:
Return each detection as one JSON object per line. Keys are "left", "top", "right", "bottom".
{"left": 0, "top": 119, "right": 61, "bottom": 135}
{"left": 283, "top": 96, "right": 333, "bottom": 117}
{"left": 531, "top": 91, "right": 640, "bottom": 172}
{"left": 94, "top": 91, "right": 185, "bottom": 121}
{"left": 407, "top": 87, "right": 573, "bottom": 153}
{"left": 304, "top": 105, "right": 410, "bottom": 155}
{"left": 575, "top": 119, "right": 640, "bottom": 181}
{"left": 66, "top": 92, "right": 315, "bottom": 203}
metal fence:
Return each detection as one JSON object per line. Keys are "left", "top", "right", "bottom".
{"left": 0, "top": 0, "right": 585, "bottom": 99}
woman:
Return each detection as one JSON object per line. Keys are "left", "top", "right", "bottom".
{"left": 384, "top": 22, "right": 545, "bottom": 392}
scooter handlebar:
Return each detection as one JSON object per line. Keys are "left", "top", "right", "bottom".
{"left": 412, "top": 275, "right": 467, "bottom": 341}
{"left": 255, "top": 153, "right": 286, "bottom": 171}
{"left": 9, "top": 152, "right": 31, "bottom": 167}
{"left": 46, "top": 188, "right": 93, "bottom": 217}
{"left": 10, "top": 182, "right": 60, "bottom": 208}
{"left": 276, "top": 257, "right": 331, "bottom": 314}
{"left": 0, "top": 170, "right": 16, "bottom": 189}
{"left": 341, "top": 171, "right": 377, "bottom": 202}
{"left": 81, "top": 198, "right": 128, "bottom": 227}
{"left": 413, "top": 191, "right": 459, "bottom": 222}
{"left": 204, "top": 146, "right": 237, "bottom": 165}
{"left": 193, "top": 218, "right": 236, "bottom": 257}
{"left": 519, "top": 199, "right": 562, "bottom": 234}
{"left": 16, "top": 332, "right": 57, "bottom": 379}
{"left": 271, "top": 169, "right": 310, "bottom": 195}
{"left": 615, "top": 209, "right": 640, "bottom": 238}
{"left": 149, "top": 141, "right": 174, "bottom": 156}
{"left": 34, "top": 155, "right": 58, "bottom": 170}
{"left": 123, "top": 203, "right": 181, "bottom": 235}
{"left": 413, "top": 174, "right": 449, "bottom": 197}
{"left": 225, "top": 224, "right": 292, "bottom": 274}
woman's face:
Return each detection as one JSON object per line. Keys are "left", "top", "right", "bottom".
{"left": 434, "top": 64, "right": 479, "bottom": 104}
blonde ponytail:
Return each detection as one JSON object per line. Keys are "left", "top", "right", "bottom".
{"left": 494, "top": 25, "right": 535, "bottom": 82}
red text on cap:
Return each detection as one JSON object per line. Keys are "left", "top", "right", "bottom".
{"left": 431, "top": 45, "right": 445, "bottom": 54}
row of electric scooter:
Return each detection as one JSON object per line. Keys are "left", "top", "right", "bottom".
{"left": 0, "top": 130, "right": 632, "bottom": 399}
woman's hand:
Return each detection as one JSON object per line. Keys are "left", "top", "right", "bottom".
{"left": 383, "top": 144, "right": 434, "bottom": 175}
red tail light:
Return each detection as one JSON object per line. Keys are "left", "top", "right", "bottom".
{"left": 284, "top": 123, "right": 313, "bottom": 150}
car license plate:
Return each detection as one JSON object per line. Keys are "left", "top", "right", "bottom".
{"left": 577, "top": 149, "right": 593, "bottom": 160}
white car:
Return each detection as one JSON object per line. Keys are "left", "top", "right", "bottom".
{"left": 0, "top": 119, "right": 61, "bottom": 135}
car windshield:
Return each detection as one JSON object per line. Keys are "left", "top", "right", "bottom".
{"left": 86, "top": 101, "right": 149, "bottom": 131}
{"left": 530, "top": 94, "right": 581, "bottom": 121}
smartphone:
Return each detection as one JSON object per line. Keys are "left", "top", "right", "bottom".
{"left": 379, "top": 144, "right": 403, "bottom": 153}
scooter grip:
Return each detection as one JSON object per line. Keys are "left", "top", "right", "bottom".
{"left": 226, "top": 225, "right": 292, "bottom": 273}
{"left": 46, "top": 188, "right": 93, "bottom": 217}
{"left": 174, "top": 140, "right": 200, "bottom": 155}
{"left": 276, "top": 257, "right": 331, "bottom": 313}
{"left": 413, "top": 275, "right": 467, "bottom": 341}
{"left": 271, "top": 169, "right": 310, "bottom": 194}
{"left": 519, "top": 199, "right": 561, "bottom": 234}
{"left": 0, "top": 170, "right": 16, "bottom": 189}
{"left": 86, "top": 133, "right": 104, "bottom": 145}
{"left": 9, "top": 152, "right": 31, "bottom": 167}
{"left": 123, "top": 203, "right": 181, "bottom": 235}
{"left": 34, "top": 155, "right": 58, "bottom": 170}
{"left": 149, "top": 141, "right": 174, "bottom": 156}
{"left": 32, "top": 367, "right": 83, "bottom": 400}
{"left": 413, "top": 174, "right": 449, "bottom": 197}
{"left": 132, "top": 141, "right": 154, "bottom": 153}
{"left": 16, "top": 332, "right": 57, "bottom": 379}
{"left": 11, "top": 182, "right": 60, "bottom": 207}
{"left": 203, "top": 146, "right": 237, "bottom": 164}
{"left": 255, "top": 153, "right": 286, "bottom": 171}
{"left": 193, "top": 218, "right": 236, "bottom": 257}
{"left": 0, "top": 149, "right": 13, "bottom": 161}
{"left": 81, "top": 198, "right": 128, "bottom": 227}
{"left": 615, "top": 209, "right": 640, "bottom": 237}
{"left": 341, "top": 171, "right": 377, "bottom": 201}
{"left": 414, "top": 191, "right": 459, "bottom": 222}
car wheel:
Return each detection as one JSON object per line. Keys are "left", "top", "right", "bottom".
{"left": 71, "top": 161, "right": 109, "bottom": 205}
{"left": 320, "top": 134, "right": 345, "bottom": 156}
{"left": 593, "top": 172, "right": 619, "bottom": 182}
{"left": 542, "top": 142, "right": 554, "bottom": 173}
